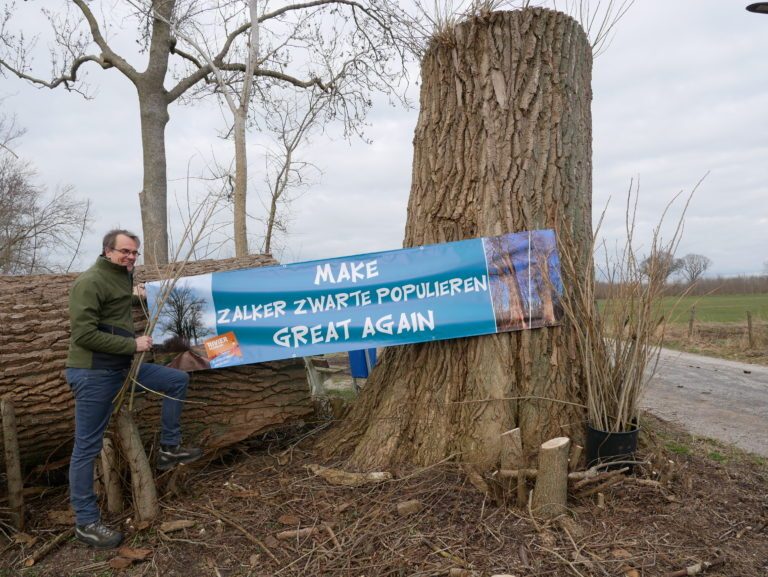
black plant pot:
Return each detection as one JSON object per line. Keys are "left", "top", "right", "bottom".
{"left": 585, "top": 423, "right": 640, "bottom": 470}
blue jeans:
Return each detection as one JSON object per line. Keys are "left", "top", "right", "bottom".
{"left": 66, "top": 364, "right": 190, "bottom": 525}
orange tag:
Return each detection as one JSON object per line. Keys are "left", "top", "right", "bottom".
{"left": 203, "top": 332, "right": 243, "bottom": 362}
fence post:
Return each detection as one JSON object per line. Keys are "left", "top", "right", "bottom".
{"left": 747, "top": 311, "right": 754, "bottom": 349}
{"left": 687, "top": 306, "right": 696, "bottom": 339}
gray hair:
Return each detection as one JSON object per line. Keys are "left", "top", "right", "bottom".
{"left": 102, "top": 229, "right": 141, "bottom": 254}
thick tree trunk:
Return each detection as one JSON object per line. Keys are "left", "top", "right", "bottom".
{"left": 137, "top": 87, "right": 171, "bottom": 266}
{"left": 321, "top": 8, "right": 592, "bottom": 471}
{"left": 0, "top": 255, "right": 314, "bottom": 473}
{"left": 133, "top": 0, "right": 178, "bottom": 266}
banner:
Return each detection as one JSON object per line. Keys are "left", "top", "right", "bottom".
{"left": 146, "top": 230, "right": 563, "bottom": 371}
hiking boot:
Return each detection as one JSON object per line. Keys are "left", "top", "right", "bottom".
{"left": 157, "top": 444, "right": 203, "bottom": 471}
{"left": 74, "top": 521, "right": 123, "bottom": 549}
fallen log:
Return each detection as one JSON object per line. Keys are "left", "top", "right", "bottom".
{"left": 0, "top": 255, "right": 313, "bottom": 473}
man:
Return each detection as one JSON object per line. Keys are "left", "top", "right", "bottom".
{"left": 66, "top": 229, "right": 202, "bottom": 548}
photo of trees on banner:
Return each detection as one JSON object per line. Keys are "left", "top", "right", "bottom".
{"left": 146, "top": 230, "right": 563, "bottom": 371}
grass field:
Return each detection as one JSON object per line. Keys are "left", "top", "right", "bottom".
{"left": 651, "top": 293, "right": 768, "bottom": 365}
{"left": 600, "top": 293, "right": 768, "bottom": 365}
{"left": 657, "top": 293, "right": 768, "bottom": 324}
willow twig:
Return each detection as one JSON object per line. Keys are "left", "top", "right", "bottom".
{"left": 202, "top": 506, "right": 279, "bottom": 564}
{"left": 22, "top": 528, "right": 74, "bottom": 567}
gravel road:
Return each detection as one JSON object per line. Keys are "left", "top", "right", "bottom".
{"left": 642, "top": 348, "right": 768, "bottom": 457}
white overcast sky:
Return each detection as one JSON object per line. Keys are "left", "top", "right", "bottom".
{"left": 3, "top": 1, "right": 767, "bottom": 276}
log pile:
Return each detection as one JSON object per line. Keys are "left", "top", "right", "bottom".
{"left": 0, "top": 254, "right": 314, "bottom": 472}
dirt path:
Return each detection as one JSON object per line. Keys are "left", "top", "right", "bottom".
{"left": 642, "top": 348, "right": 768, "bottom": 457}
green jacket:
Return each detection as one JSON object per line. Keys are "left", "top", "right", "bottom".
{"left": 66, "top": 256, "right": 137, "bottom": 369}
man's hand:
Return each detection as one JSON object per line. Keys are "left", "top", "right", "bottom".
{"left": 135, "top": 335, "right": 153, "bottom": 352}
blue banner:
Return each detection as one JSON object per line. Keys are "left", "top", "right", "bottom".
{"left": 146, "top": 230, "right": 563, "bottom": 371}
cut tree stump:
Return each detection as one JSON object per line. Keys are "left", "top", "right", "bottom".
{"left": 500, "top": 428, "right": 523, "bottom": 470}
{"left": 532, "top": 437, "right": 571, "bottom": 518}
{"left": 569, "top": 443, "right": 583, "bottom": 472}
{"left": 500, "top": 428, "right": 527, "bottom": 508}
{"left": 319, "top": 7, "right": 593, "bottom": 472}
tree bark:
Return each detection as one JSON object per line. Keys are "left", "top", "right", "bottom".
{"left": 0, "top": 254, "right": 314, "bottom": 473}
{"left": 532, "top": 436, "right": 570, "bottom": 518}
{"left": 100, "top": 437, "right": 123, "bottom": 514}
{"left": 233, "top": 112, "right": 249, "bottom": 256}
{"left": 115, "top": 408, "right": 158, "bottom": 521}
{"left": 500, "top": 428, "right": 523, "bottom": 471}
{"left": 137, "top": 86, "right": 171, "bottom": 266}
{"left": 321, "top": 8, "right": 592, "bottom": 471}
{"left": 1, "top": 395, "right": 24, "bottom": 530}
{"left": 134, "top": 0, "right": 176, "bottom": 266}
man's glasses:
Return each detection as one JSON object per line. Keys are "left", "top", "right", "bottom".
{"left": 112, "top": 248, "right": 141, "bottom": 257}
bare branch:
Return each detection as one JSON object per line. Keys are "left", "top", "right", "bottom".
{"left": 220, "top": 64, "right": 329, "bottom": 90}
{"left": 168, "top": 0, "right": 414, "bottom": 102}
{"left": 0, "top": 0, "right": 142, "bottom": 93}
{"left": 171, "top": 45, "right": 207, "bottom": 71}
{"left": 0, "top": 53, "right": 106, "bottom": 92}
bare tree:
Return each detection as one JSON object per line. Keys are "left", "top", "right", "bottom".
{"left": 157, "top": 285, "right": 211, "bottom": 347}
{"left": 1, "top": 1, "right": 419, "bottom": 264}
{"left": 0, "top": 113, "right": 90, "bottom": 275}
{"left": 0, "top": 106, "right": 22, "bottom": 159}
{"left": 678, "top": 253, "right": 711, "bottom": 284}
{"left": 484, "top": 235, "right": 526, "bottom": 331}
{"left": 260, "top": 92, "right": 328, "bottom": 255}
{"left": 639, "top": 250, "right": 682, "bottom": 282}
{"left": 147, "top": 0, "right": 261, "bottom": 257}
{"left": 152, "top": 2, "right": 328, "bottom": 257}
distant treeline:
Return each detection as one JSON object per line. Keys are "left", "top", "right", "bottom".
{"left": 595, "top": 275, "right": 768, "bottom": 299}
